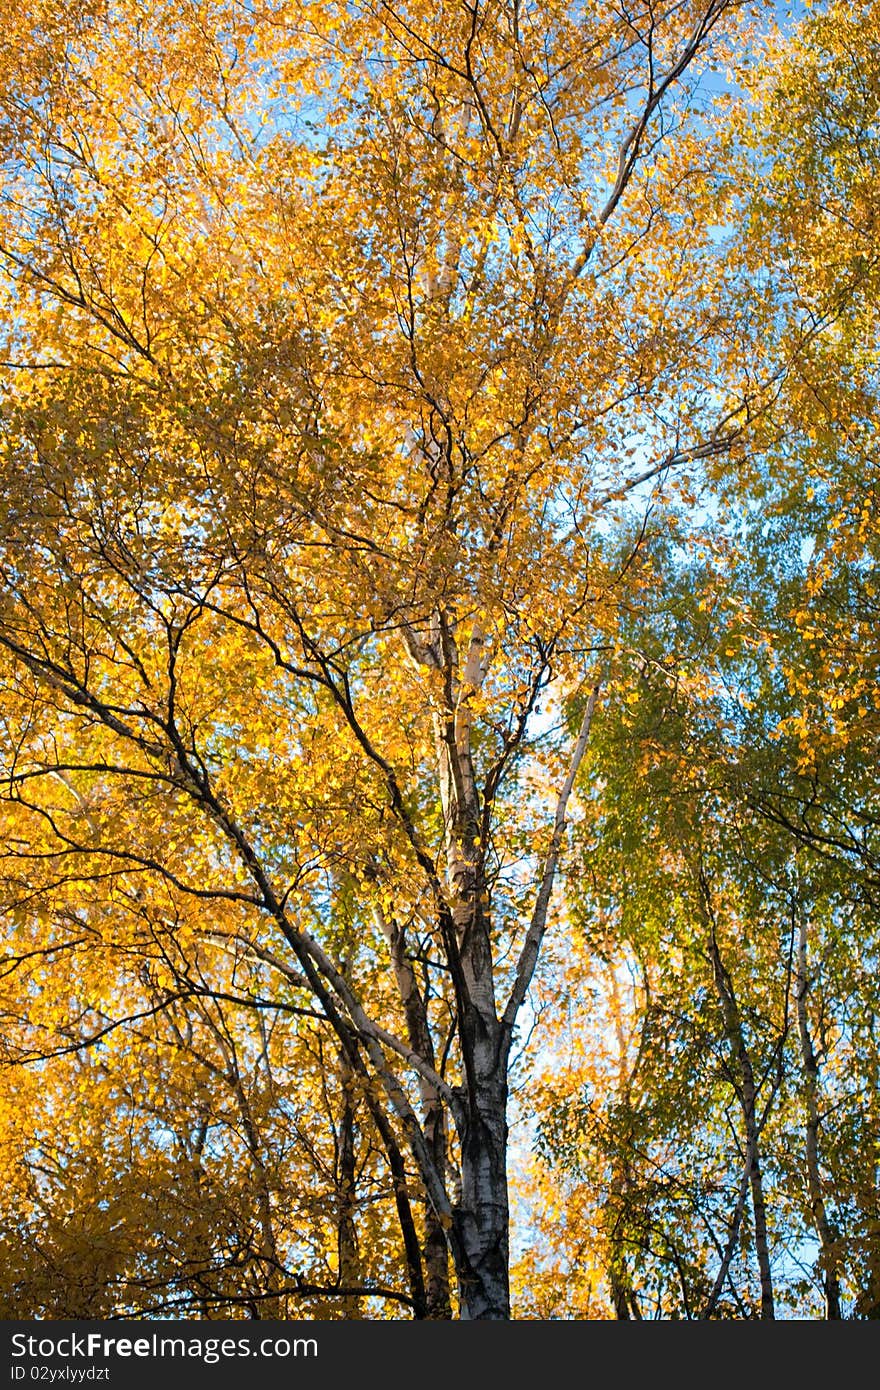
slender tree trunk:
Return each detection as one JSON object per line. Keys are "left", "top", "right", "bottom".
{"left": 423, "top": 1219, "right": 452, "bottom": 1317}
{"left": 702, "top": 1146, "right": 751, "bottom": 1318}
{"left": 376, "top": 905, "right": 451, "bottom": 1317}
{"left": 706, "top": 916, "right": 775, "bottom": 1319}
{"left": 794, "top": 908, "right": 842, "bottom": 1318}
{"left": 337, "top": 1052, "right": 363, "bottom": 1318}
{"left": 746, "top": 1129, "right": 774, "bottom": 1320}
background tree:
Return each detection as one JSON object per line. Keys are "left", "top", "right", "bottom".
{"left": 512, "top": 0, "right": 880, "bottom": 1320}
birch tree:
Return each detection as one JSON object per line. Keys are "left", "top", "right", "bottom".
{"left": 0, "top": 0, "right": 814, "bottom": 1317}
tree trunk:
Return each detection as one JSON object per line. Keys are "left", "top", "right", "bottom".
{"left": 746, "top": 1135, "right": 775, "bottom": 1321}
{"left": 337, "top": 1051, "right": 363, "bottom": 1318}
{"left": 422, "top": 1127, "right": 453, "bottom": 1319}
{"left": 706, "top": 916, "right": 776, "bottom": 1319}
{"left": 375, "top": 905, "right": 451, "bottom": 1317}
{"left": 433, "top": 618, "right": 512, "bottom": 1318}
{"left": 453, "top": 1060, "right": 510, "bottom": 1319}
{"left": 448, "top": 849, "right": 511, "bottom": 1319}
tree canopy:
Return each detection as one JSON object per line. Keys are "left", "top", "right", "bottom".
{"left": 0, "top": 0, "right": 877, "bottom": 1319}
